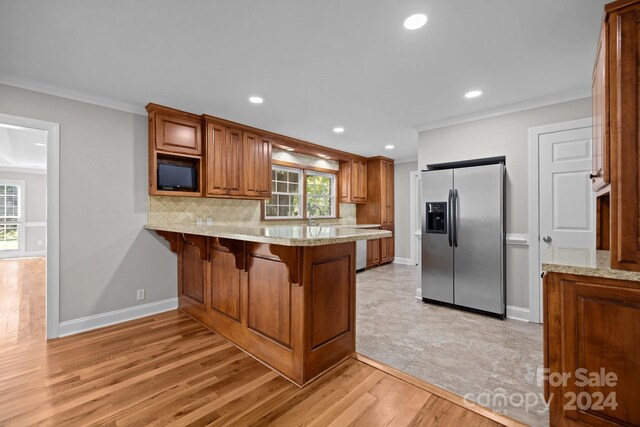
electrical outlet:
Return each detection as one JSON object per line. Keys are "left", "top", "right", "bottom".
{"left": 136, "top": 289, "right": 145, "bottom": 301}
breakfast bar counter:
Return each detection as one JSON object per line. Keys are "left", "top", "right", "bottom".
{"left": 146, "top": 223, "right": 390, "bottom": 386}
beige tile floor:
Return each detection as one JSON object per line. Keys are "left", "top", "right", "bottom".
{"left": 356, "top": 263, "right": 548, "bottom": 427}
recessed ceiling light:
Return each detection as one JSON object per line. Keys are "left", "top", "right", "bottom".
{"left": 33, "top": 142, "right": 46, "bottom": 147}
{"left": 385, "top": 144, "right": 394, "bottom": 150}
{"left": 285, "top": 148, "right": 294, "bottom": 152}
{"left": 249, "top": 96, "right": 263, "bottom": 104}
{"left": 464, "top": 90, "right": 482, "bottom": 99}
{"left": 404, "top": 14, "right": 427, "bottom": 30}
{"left": 333, "top": 127, "right": 345, "bottom": 133}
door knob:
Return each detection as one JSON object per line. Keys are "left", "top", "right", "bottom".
{"left": 542, "top": 235, "right": 552, "bottom": 243}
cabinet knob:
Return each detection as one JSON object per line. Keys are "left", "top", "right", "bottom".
{"left": 589, "top": 173, "right": 600, "bottom": 179}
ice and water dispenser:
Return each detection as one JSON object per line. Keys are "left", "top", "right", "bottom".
{"left": 425, "top": 202, "right": 447, "bottom": 234}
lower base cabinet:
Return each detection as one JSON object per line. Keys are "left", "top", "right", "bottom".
{"left": 544, "top": 272, "right": 640, "bottom": 426}
{"left": 366, "top": 226, "right": 394, "bottom": 269}
{"left": 171, "top": 233, "right": 356, "bottom": 387}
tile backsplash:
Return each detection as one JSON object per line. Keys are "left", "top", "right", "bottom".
{"left": 149, "top": 196, "right": 356, "bottom": 226}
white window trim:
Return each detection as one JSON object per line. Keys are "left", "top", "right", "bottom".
{"left": 0, "top": 179, "right": 26, "bottom": 257}
{"left": 306, "top": 170, "right": 337, "bottom": 219}
{"left": 265, "top": 165, "right": 304, "bottom": 219}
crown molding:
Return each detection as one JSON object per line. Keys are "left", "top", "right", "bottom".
{"left": 393, "top": 156, "right": 419, "bottom": 164}
{"left": 414, "top": 89, "right": 591, "bottom": 132}
{"left": 0, "top": 73, "right": 147, "bottom": 116}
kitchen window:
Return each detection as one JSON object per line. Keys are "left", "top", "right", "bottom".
{"left": 306, "top": 171, "right": 336, "bottom": 218}
{"left": 0, "top": 181, "right": 24, "bottom": 252}
{"left": 265, "top": 166, "right": 303, "bottom": 219}
{"left": 264, "top": 165, "right": 337, "bottom": 220}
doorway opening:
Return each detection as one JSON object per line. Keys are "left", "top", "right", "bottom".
{"left": 0, "top": 113, "right": 59, "bottom": 342}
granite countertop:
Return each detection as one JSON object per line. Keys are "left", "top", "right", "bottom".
{"left": 144, "top": 223, "right": 392, "bottom": 247}
{"left": 542, "top": 247, "right": 640, "bottom": 282}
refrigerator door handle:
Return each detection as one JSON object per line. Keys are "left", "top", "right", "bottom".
{"left": 453, "top": 189, "right": 458, "bottom": 247}
{"left": 447, "top": 189, "right": 453, "bottom": 247}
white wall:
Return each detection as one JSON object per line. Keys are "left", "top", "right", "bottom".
{"left": 0, "top": 170, "right": 46, "bottom": 254}
{"left": 0, "top": 83, "right": 177, "bottom": 322}
{"left": 418, "top": 97, "right": 592, "bottom": 309}
{"left": 394, "top": 161, "right": 418, "bottom": 261}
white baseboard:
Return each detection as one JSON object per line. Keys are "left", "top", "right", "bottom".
{"left": 0, "top": 250, "right": 46, "bottom": 259}
{"left": 58, "top": 297, "right": 178, "bottom": 337}
{"left": 393, "top": 257, "right": 414, "bottom": 265}
{"left": 416, "top": 287, "right": 422, "bottom": 299}
{"left": 506, "top": 305, "right": 530, "bottom": 322}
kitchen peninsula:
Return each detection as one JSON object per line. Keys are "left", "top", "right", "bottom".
{"left": 146, "top": 223, "right": 390, "bottom": 386}
{"left": 145, "top": 101, "right": 396, "bottom": 386}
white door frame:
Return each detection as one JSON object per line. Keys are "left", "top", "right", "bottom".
{"left": 527, "top": 117, "right": 591, "bottom": 323}
{"left": 409, "top": 170, "right": 421, "bottom": 266}
{"left": 0, "top": 113, "right": 60, "bottom": 339}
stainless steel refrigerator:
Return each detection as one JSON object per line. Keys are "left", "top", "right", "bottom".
{"left": 421, "top": 162, "right": 505, "bottom": 318}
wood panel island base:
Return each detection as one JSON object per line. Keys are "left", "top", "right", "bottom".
{"left": 147, "top": 224, "right": 391, "bottom": 386}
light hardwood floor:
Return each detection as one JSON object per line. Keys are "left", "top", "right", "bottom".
{"left": 0, "top": 258, "right": 523, "bottom": 426}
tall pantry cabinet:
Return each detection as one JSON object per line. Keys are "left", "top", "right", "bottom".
{"left": 357, "top": 157, "right": 395, "bottom": 266}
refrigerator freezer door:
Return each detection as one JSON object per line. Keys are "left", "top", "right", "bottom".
{"left": 452, "top": 164, "right": 504, "bottom": 315}
{"left": 421, "top": 169, "right": 454, "bottom": 304}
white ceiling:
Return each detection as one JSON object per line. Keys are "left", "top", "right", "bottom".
{"left": 0, "top": 125, "right": 47, "bottom": 170}
{"left": 0, "top": 0, "right": 607, "bottom": 160}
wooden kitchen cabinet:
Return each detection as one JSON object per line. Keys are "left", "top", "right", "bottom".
{"left": 205, "top": 121, "right": 243, "bottom": 196}
{"left": 152, "top": 109, "right": 202, "bottom": 156}
{"left": 358, "top": 157, "right": 394, "bottom": 267}
{"left": 242, "top": 132, "right": 272, "bottom": 198}
{"left": 165, "top": 232, "right": 356, "bottom": 387}
{"left": 366, "top": 238, "right": 380, "bottom": 268}
{"left": 594, "top": 0, "right": 640, "bottom": 270}
{"left": 591, "top": 22, "right": 609, "bottom": 192}
{"left": 380, "top": 227, "right": 395, "bottom": 264}
{"left": 339, "top": 158, "right": 367, "bottom": 204}
{"left": 544, "top": 271, "right": 640, "bottom": 426}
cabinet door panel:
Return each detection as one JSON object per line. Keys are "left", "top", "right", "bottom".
{"left": 559, "top": 277, "right": 640, "bottom": 426}
{"left": 243, "top": 133, "right": 271, "bottom": 198}
{"left": 155, "top": 113, "right": 202, "bottom": 155}
{"left": 247, "top": 255, "right": 291, "bottom": 347}
{"left": 366, "top": 239, "right": 379, "bottom": 267}
{"left": 179, "top": 238, "right": 207, "bottom": 309}
{"left": 339, "top": 161, "right": 351, "bottom": 202}
{"left": 210, "top": 247, "right": 241, "bottom": 322}
{"left": 206, "top": 122, "right": 227, "bottom": 195}
{"left": 226, "top": 128, "right": 243, "bottom": 195}
{"left": 611, "top": 7, "right": 640, "bottom": 270}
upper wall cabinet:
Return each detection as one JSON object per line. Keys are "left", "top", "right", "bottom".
{"left": 339, "top": 158, "right": 367, "bottom": 204}
{"left": 596, "top": 0, "right": 640, "bottom": 271}
{"left": 591, "top": 21, "right": 609, "bottom": 192}
{"left": 242, "top": 132, "right": 272, "bottom": 198}
{"left": 147, "top": 104, "right": 203, "bottom": 197}
{"left": 205, "top": 121, "right": 243, "bottom": 196}
{"left": 153, "top": 110, "right": 202, "bottom": 156}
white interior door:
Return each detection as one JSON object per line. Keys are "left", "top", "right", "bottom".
{"left": 539, "top": 126, "right": 595, "bottom": 258}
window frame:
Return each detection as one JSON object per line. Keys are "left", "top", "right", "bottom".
{"left": 264, "top": 165, "right": 304, "bottom": 220}
{"left": 305, "top": 170, "right": 337, "bottom": 219}
{"left": 264, "top": 161, "right": 339, "bottom": 221}
{"left": 0, "top": 179, "right": 25, "bottom": 254}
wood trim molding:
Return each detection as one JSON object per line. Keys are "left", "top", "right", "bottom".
{"left": 352, "top": 353, "right": 528, "bottom": 427}
{"left": 272, "top": 159, "right": 338, "bottom": 174}
{"left": 155, "top": 230, "right": 179, "bottom": 253}
{"left": 216, "top": 238, "right": 246, "bottom": 270}
{"left": 268, "top": 244, "right": 302, "bottom": 285}
{"left": 180, "top": 234, "right": 209, "bottom": 261}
